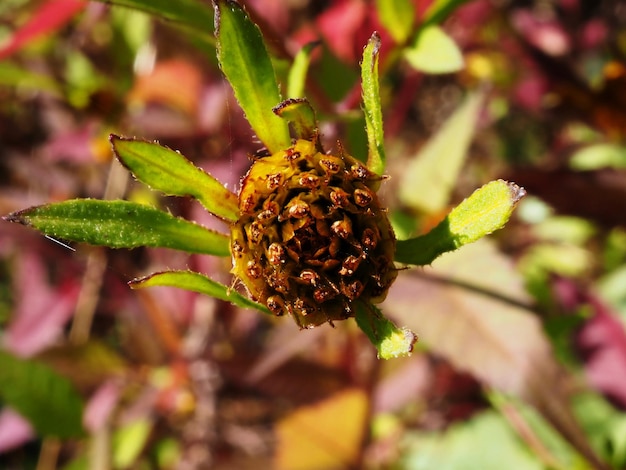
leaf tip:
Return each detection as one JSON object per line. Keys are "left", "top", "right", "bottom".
{"left": 503, "top": 180, "right": 526, "bottom": 204}
{"left": 2, "top": 209, "right": 29, "bottom": 226}
{"left": 379, "top": 327, "right": 418, "bottom": 360}
{"left": 368, "top": 31, "right": 381, "bottom": 51}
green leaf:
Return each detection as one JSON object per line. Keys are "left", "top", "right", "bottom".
{"left": 287, "top": 41, "right": 319, "bottom": 99}
{"left": 569, "top": 143, "right": 626, "bottom": 170}
{"left": 354, "top": 302, "right": 417, "bottom": 359}
{"left": 375, "top": 0, "right": 415, "bottom": 44}
{"left": 422, "top": 0, "right": 473, "bottom": 26}
{"left": 130, "top": 270, "right": 271, "bottom": 314}
{"left": 399, "top": 90, "right": 483, "bottom": 213}
{"left": 4, "top": 199, "right": 230, "bottom": 257}
{"left": 400, "top": 411, "right": 545, "bottom": 470}
{"left": 0, "top": 350, "right": 85, "bottom": 438}
{"left": 273, "top": 98, "right": 319, "bottom": 141}
{"left": 214, "top": 0, "right": 290, "bottom": 153}
{"left": 361, "top": 32, "right": 386, "bottom": 175}
{"left": 113, "top": 418, "right": 153, "bottom": 469}
{"left": 404, "top": 25, "right": 464, "bottom": 74}
{"left": 314, "top": 43, "right": 359, "bottom": 102}
{"left": 111, "top": 136, "right": 239, "bottom": 222}
{"left": 93, "top": 0, "right": 214, "bottom": 33}
{"left": 0, "top": 62, "right": 61, "bottom": 95}
{"left": 395, "top": 180, "right": 526, "bottom": 265}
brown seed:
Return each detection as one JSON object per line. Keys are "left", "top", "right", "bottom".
{"left": 241, "top": 194, "right": 257, "bottom": 214}
{"left": 331, "top": 216, "right": 352, "bottom": 239}
{"left": 284, "top": 148, "right": 301, "bottom": 162}
{"left": 257, "top": 209, "right": 276, "bottom": 221}
{"left": 361, "top": 227, "right": 379, "bottom": 250}
{"left": 267, "top": 173, "right": 284, "bottom": 190}
{"left": 299, "top": 269, "right": 319, "bottom": 285}
{"left": 339, "top": 255, "right": 362, "bottom": 276}
{"left": 319, "top": 157, "right": 343, "bottom": 174}
{"left": 293, "top": 299, "right": 314, "bottom": 316}
{"left": 266, "top": 243, "right": 285, "bottom": 265}
{"left": 267, "top": 295, "right": 285, "bottom": 315}
{"left": 353, "top": 188, "right": 373, "bottom": 206}
{"left": 268, "top": 271, "right": 290, "bottom": 293}
{"left": 231, "top": 239, "right": 245, "bottom": 258}
{"left": 246, "top": 260, "right": 263, "bottom": 279}
{"left": 341, "top": 280, "right": 364, "bottom": 300}
{"left": 350, "top": 163, "right": 370, "bottom": 180}
{"left": 248, "top": 221, "right": 264, "bottom": 244}
{"left": 287, "top": 199, "right": 309, "bottom": 219}
{"left": 330, "top": 188, "right": 350, "bottom": 208}
{"left": 299, "top": 174, "right": 320, "bottom": 189}
{"left": 313, "top": 286, "right": 337, "bottom": 303}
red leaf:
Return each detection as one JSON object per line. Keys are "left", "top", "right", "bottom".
{"left": 0, "top": 0, "right": 86, "bottom": 60}
{"left": 3, "top": 253, "right": 79, "bottom": 357}
{"left": 575, "top": 294, "right": 626, "bottom": 409}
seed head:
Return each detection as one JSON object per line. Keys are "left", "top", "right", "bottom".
{"left": 231, "top": 139, "right": 396, "bottom": 328}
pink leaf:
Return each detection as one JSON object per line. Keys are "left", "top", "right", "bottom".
{"left": 3, "top": 253, "right": 79, "bottom": 357}
{"left": 575, "top": 293, "right": 626, "bottom": 408}
{"left": 0, "top": 0, "right": 86, "bottom": 60}
{"left": 84, "top": 380, "right": 122, "bottom": 433}
{"left": 316, "top": 0, "right": 367, "bottom": 62}
{"left": 0, "top": 409, "right": 34, "bottom": 454}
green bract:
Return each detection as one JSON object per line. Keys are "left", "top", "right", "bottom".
{"left": 2, "top": 0, "right": 525, "bottom": 360}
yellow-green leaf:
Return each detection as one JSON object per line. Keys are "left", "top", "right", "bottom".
{"left": 130, "top": 270, "right": 271, "bottom": 314}
{"left": 214, "top": 0, "right": 290, "bottom": 153}
{"left": 111, "top": 136, "right": 239, "bottom": 222}
{"left": 395, "top": 180, "right": 526, "bottom": 265}
{"left": 361, "top": 32, "right": 386, "bottom": 175}
{"left": 287, "top": 41, "right": 319, "bottom": 99}
{"left": 355, "top": 302, "right": 417, "bottom": 359}
{"left": 399, "top": 90, "right": 483, "bottom": 213}
{"left": 404, "top": 25, "right": 464, "bottom": 74}
{"left": 375, "top": 0, "right": 415, "bottom": 44}
{"left": 4, "top": 199, "right": 230, "bottom": 257}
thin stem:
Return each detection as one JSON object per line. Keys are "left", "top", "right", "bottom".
{"left": 68, "top": 158, "right": 128, "bottom": 345}
{"left": 407, "top": 269, "right": 536, "bottom": 313}
{"left": 35, "top": 438, "right": 61, "bottom": 470}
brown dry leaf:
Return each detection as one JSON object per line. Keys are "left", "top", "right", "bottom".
{"left": 386, "top": 239, "right": 608, "bottom": 469}
{"left": 274, "top": 388, "right": 368, "bottom": 470}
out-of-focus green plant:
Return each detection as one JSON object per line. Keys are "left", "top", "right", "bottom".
{"left": 3, "top": 0, "right": 523, "bottom": 361}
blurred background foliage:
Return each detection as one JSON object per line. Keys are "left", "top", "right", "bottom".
{"left": 1, "top": 0, "right": 626, "bottom": 468}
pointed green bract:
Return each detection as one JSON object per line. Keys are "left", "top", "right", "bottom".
{"left": 395, "top": 180, "right": 526, "bottom": 265}
{"left": 130, "top": 270, "right": 271, "bottom": 314}
{"left": 354, "top": 302, "right": 417, "bottom": 359}
{"left": 273, "top": 98, "right": 319, "bottom": 141}
{"left": 361, "top": 32, "right": 386, "bottom": 175}
{"left": 4, "top": 199, "right": 230, "bottom": 257}
{"left": 0, "top": 350, "right": 85, "bottom": 438}
{"left": 287, "top": 41, "right": 319, "bottom": 98}
{"left": 214, "top": 0, "right": 290, "bottom": 153}
{"left": 111, "top": 136, "right": 239, "bottom": 222}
